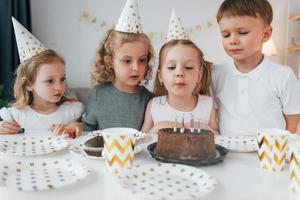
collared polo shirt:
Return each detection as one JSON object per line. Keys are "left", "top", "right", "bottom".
{"left": 212, "top": 56, "right": 300, "bottom": 135}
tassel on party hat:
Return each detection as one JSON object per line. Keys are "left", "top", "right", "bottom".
{"left": 166, "top": 9, "right": 189, "bottom": 42}
{"left": 12, "top": 17, "right": 47, "bottom": 63}
{"left": 114, "top": 0, "right": 143, "bottom": 33}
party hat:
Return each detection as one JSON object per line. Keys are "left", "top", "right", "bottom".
{"left": 12, "top": 17, "right": 47, "bottom": 63}
{"left": 114, "top": 0, "right": 143, "bottom": 33}
{"left": 166, "top": 9, "right": 189, "bottom": 42}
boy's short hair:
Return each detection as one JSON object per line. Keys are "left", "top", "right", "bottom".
{"left": 217, "top": 0, "right": 273, "bottom": 26}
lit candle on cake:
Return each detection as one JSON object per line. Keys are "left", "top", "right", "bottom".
{"left": 180, "top": 115, "right": 185, "bottom": 133}
{"left": 197, "top": 119, "right": 202, "bottom": 133}
{"left": 173, "top": 116, "right": 178, "bottom": 132}
{"left": 190, "top": 113, "right": 194, "bottom": 133}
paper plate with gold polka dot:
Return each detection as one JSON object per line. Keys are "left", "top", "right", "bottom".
{"left": 0, "top": 158, "right": 91, "bottom": 191}
{"left": 117, "top": 163, "right": 216, "bottom": 200}
{"left": 0, "top": 136, "right": 68, "bottom": 156}
{"left": 214, "top": 135, "right": 258, "bottom": 152}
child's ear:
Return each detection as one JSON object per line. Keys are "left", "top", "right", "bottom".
{"left": 22, "top": 77, "right": 32, "bottom": 91}
{"left": 158, "top": 69, "right": 163, "bottom": 84}
{"left": 263, "top": 26, "right": 273, "bottom": 43}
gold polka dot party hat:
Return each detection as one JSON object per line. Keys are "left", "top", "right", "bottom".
{"left": 166, "top": 9, "right": 189, "bottom": 42}
{"left": 114, "top": 0, "right": 143, "bottom": 33}
{"left": 12, "top": 17, "right": 47, "bottom": 63}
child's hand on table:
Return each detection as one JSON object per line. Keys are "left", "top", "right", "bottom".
{"left": 0, "top": 121, "right": 21, "bottom": 134}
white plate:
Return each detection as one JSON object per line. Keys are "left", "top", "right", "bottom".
{"left": 0, "top": 136, "right": 68, "bottom": 156}
{"left": 0, "top": 158, "right": 90, "bottom": 191}
{"left": 118, "top": 163, "right": 216, "bottom": 200}
{"left": 214, "top": 135, "right": 258, "bottom": 152}
{"left": 69, "top": 144, "right": 143, "bottom": 160}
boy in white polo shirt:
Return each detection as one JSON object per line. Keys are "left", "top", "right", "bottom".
{"left": 212, "top": 0, "right": 300, "bottom": 135}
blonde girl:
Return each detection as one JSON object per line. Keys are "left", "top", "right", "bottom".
{"left": 67, "top": 29, "right": 154, "bottom": 134}
{"left": 142, "top": 39, "right": 218, "bottom": 133}
{"left": 0, "top": 50, "right": 84, "bottom": 135}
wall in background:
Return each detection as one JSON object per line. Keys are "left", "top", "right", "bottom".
{"left": 30, "top": 0, "right": 288, "bottom": 89}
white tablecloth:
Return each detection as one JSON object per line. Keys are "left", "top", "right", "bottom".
{"left": 0, "top": 131, "right": 297, "bottom": 200}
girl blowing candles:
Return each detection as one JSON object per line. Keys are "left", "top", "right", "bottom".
{"left": 141, "top": 10, "right": 218, "bottom": 134}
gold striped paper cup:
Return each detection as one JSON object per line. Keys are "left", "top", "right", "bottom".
{"left": 289, "top": 140, "right": 300, "bottom": 195}
{"left": 286, "top": 134, "right": 299, "bottom": 163}
{"left": 257, "top": 129, "right": 289, "bottom": 172}
{"left": 102, "top": 127, "right": 137, "bottom": 175}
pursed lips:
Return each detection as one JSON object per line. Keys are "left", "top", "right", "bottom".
{"left": 175, "top": 82, "right": 186, "bottom": 86}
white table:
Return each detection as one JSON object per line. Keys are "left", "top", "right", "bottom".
{"left": 0, "top": 131, "right": 297, "bottom": 200}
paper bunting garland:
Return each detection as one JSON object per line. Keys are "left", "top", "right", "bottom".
{"left": 79, "top": 10, "right": 216, "bottom": 41}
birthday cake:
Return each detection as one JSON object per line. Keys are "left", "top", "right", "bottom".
{"left": 156, "top": 128, "right": 216, "bottom": 160}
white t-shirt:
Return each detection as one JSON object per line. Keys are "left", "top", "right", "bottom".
{"left": 151, "top": 95, "right": 213, "bottom": 125}
{"left": 1, "top": 101, "right": 84, "bottom": 131}
{"left": 212, "top": 56, "right": 300, "bottom": 135}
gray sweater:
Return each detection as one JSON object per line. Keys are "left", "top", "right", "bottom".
{"left": 82, "top": 83, "right": 153, "bottom": 131}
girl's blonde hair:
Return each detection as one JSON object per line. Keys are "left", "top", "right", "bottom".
{"left": 12, "top": 49, "right": 74, "bottom": 109}
{"left": 154, "top": 39, "right": 213, "bottom": 96}
{"left": 91, "top": 29, "right": 154, "bottom": 86}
